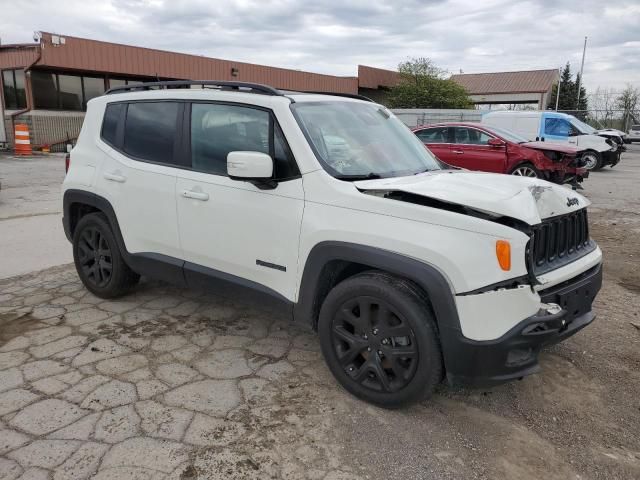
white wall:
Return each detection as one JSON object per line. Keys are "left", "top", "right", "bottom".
{"left": 391, "top": 109, "right": 483, "bottom": 128}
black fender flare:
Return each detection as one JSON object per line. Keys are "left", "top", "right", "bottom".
{"left": 293, "top": 241, "right": 463, "bottom": 370}
{"left": 63, "top": 189, "right": 122, "bottom": 246}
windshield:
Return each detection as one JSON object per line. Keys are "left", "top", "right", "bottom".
{"left": 291, "top": 101, "right": 441, "bottom": 178}
{"left": 484, "top": 125, "right": 530, "bottom": 144}
{"left": 569, "top": 117, "right": 597, "bottom": 135}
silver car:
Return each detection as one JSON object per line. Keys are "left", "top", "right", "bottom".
{"left": 627, "top": 124, "right": 640, "bottom": 143}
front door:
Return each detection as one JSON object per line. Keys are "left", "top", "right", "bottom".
{"left": 450, "top": 126, "right": 506, "bottom": 173}
{"left": 176, "top": 102, "right": 304, "bottom": 302}
{"left": 541, "top": 113, "right": 576, "bottom": 145}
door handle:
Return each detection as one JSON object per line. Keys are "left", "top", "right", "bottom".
{"left": 452, "top": 150, "right": 464, "bottom": 154}
{"left": 182, "top": 190, "right": 209, "bottom": 201}
{"left": 103, "top": 172, "right": 126, "bottom": 183}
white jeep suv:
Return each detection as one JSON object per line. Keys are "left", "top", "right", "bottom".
{"left": 62, "top": 81, "right": 603, "bottom": 407}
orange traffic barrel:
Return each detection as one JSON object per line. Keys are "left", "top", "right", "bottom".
{"left": 14, "top": 124, "right": 32, "bottom": 156}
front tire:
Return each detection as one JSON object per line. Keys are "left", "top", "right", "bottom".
{"left": 318, "top": 271, "right": 443, "bottom": 408}
{"left": 510, "top": 162, "right": 541, "bottom": 178}
{"left": 73, "top": 213, "right": 139, "bottom": 298}
{"left": 582, "top": 150, "right": 602, "bottom": 171}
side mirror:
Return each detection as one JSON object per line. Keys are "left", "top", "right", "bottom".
{"left": 227, "top": 151, "right": 274, "bottom": 180}
{"left": 488, "top": 138, "right": 505, "bottom": 147}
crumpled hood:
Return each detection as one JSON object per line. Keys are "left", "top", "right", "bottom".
{"left": 355, "top": 170, "right": 590, "bottom": 226}
{"left": 520, "top": 141, "right": 578, "bottom": 155}
{"left": 594, "top": 128, "right": 626, "bottom": 138}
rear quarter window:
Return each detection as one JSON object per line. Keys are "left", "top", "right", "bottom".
{"left": 101, "top": 103, "right": 123, "bottom": 146}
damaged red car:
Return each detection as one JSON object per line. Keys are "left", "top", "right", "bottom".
{"left": 412, "top": 122, "right": 587, "bottom": 185}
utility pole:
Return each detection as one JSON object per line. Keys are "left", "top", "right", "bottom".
{"left": 555, "top": 67, "right": 562, "bottom": 111}
{"left": 576, "top": 36, "right": 587, "bottom": 108}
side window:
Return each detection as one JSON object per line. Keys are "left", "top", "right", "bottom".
{"left": 191, "top": 103, "right": 299, "bottom": 179}
{"left": 123, "top": 102, "right": 179, "bottom": 164}
{"left": 101, "top": 103, "right": 123, "bottom": 146}
{"left": 453, "top": 127, "right": 492, "bottom": 145}
{"left": 415, "top": 127, "right": 449, "bottom": 143}
{"left": 545, "top": 118, "right": 571, "bottom": 137}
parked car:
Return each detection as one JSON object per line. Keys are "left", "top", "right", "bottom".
{"left": 627, "top": 124, "right": 640, "bottom": 143}
{"left": 482, "top": 111, "right": 623, "bottom": 170}
{"left": 596, "top": 128, "right": 629, "bottom": 144}
{"left": 63, "top": 81, "right": 602, "bottom": 408}
{"left": 412, "top": 122, "right": 586, "bottom": 184}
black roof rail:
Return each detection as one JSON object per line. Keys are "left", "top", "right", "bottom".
{"left": 105, "top": 80, "right": 283, "bottom": 96}
{"left": 298, "top": 91, "right": 374, "bottom": 102}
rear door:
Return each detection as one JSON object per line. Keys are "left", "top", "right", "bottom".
{"left": 414, "top": 126, "right": 453, "bottom": 164}
{"left": 94, "top": 101, "right": 182, "bottom": 261}
{"left": 175, "top": 102, "right": 304, "bottom": 301}
{"left": 450, "top": 126, "right": 506, "bottom": 173}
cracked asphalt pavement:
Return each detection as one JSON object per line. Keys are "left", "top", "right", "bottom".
{"left": 0, "top": 148, "right": 639, "bottom": 479}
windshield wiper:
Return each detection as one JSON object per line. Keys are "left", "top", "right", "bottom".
{"left": 334, "top": 172, "right": 382, "bottom": 181}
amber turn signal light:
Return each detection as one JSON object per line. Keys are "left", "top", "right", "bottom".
{"left": 496, "top": 240, "right": 511, "bottom": 271}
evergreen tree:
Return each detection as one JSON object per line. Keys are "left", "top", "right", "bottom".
{"left": 546, "top": 62, "right": 588, "bottom": 112}
{"left": 575, "top": 73, "right": 588, "bottom": 111}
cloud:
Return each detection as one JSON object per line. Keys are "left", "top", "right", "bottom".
{"left": 1, "top": 0, "right": 638, "bottom": 91}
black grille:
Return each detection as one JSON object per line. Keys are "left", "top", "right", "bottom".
{"left": 531, "top": 209, "right": 593, "bottom": 274}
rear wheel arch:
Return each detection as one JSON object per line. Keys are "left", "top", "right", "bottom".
{"left": 68, "top": 202, "right": 100, "bottom": 238}
{"left": 63, "top": 190, "right": 128, "bottom": 259}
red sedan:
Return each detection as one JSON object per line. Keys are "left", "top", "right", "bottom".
{"left": 412, "top": 122, "right": 587, "bottom": 184}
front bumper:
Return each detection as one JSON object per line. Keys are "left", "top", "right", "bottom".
{"left": 445, "top": 263, "right": 602, "bottom": 387}
{"left": 602, "top": 150, "right": 622, "bottom": 167}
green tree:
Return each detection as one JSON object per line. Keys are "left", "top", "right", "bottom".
{"left": 547, "top": 62, "right": 588, "bottom": 112}
{"left": 387, "top": 58, "right": 472, "bottom": 109}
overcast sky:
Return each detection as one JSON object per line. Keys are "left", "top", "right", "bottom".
{"left": 1, "top": 0, "right": 638, "bottom": 92}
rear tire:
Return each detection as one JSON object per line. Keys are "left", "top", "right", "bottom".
{"left": 318, "top": 271, "right": 443, "bottom": 408}
{"left": 510, "top": 162, "right": 541, "bottom": 178}
{"left": 582, "top": 150, "right": 602, "bottom": 171}
{"left": 73, "top": 213, "right": 139, "bottom": 298}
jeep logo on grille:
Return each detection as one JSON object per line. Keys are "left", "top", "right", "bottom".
{"left": 566, "top": 197, "right": 579, "bottom": 207}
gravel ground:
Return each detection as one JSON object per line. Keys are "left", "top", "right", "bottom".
{"left": 0, "top": 146, "right": 638, "bottom": 480}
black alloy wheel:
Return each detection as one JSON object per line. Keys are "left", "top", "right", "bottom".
{"left": 331, "top": 296, "right": 418, "bottom": 393}
{"left": 73, "top": 212, "right": 139, "bottom": 298}
{"left": 318, "top": 271, "right": 443, "bottom": 408}
{"left": 77, "top": 226, "right": 113, "bottom": 288}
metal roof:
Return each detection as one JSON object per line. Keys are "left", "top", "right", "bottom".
{"left": 450, "top": 69, "right": 559, "bottom": 95}
{"left": 357, "top": 65, "right": 401, "bottom": 89}
{"left": 1, "top": 32, "right": 359, "bottom": 94}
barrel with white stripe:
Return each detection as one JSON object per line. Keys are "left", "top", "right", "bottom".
{"left": 14, "top": 124, "right": 32, "bottom": 156}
